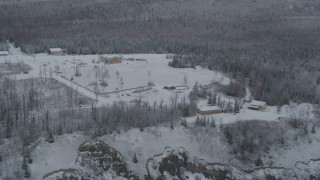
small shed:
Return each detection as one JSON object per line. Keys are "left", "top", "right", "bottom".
{"left": 197, "top": 106, "right": 222, "bottom": 115}
{"left": 248, "top": 100, "right": 267, "bottom": 111}
{"left": 49, "top": 48, "right": 63, "bottom": 55}
{"left": 0, "top": 51, "right": 9, "bottom": 56}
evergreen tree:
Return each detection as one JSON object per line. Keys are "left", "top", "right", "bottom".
{"left": 212, "top": 92, "right": 217, "bottom": 106}
{"left": 24, "top": 149, "right": 32, "bottom": 164}
{"left": 227, "top": 101, "right": 233, "bottom": 113}
{"left": 46, "top": 129, "right": 54, "bottom": 143}
{"left": 22, "top": 157, "right": 28, "bottom": 170}
{"left": 180, "top": 119, "right": 188, "bottom": 128}
{"left": 195, "top": 116, "right": 200, "bottom": 126}
{"left": 280, "top": 134, "right": 285, "bottom": 144}
{"left": 133, "top": 153, "right": 138, "bottom": 163}
{"left": 217, "top": 95, "right": 222, "bottom": 108}
{"left": 277, "top": 104, "right": 281, "bottom": 114}
{"left": 210, "top": 119, "right": 216, "bottom": 127}
{"left": 24, "top": 168, "right": 31, "bottom": 178}
{"left": 233, "top": 100, "right": 240, "bottom": 113}
{"left": 170, "top": 121, "right": 174, "bottom": 130}
{"left": 224, "top": 126, "right": 233, "bottom": 145}
{"left": 255, "top": 156, "right": 264, "bottom": 167}
{"left": 304, "top": 125, "right": 308, "bottom": 135}
{"left": 202, "top": 116, "right": 207, "bottom": 126}
{"left": 311, "top": 125, "right": 316, "bottom": 134}
{"left": 207, "top": 96, "right": 212, "bottom": 105}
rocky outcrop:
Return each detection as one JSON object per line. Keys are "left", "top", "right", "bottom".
{"left": 43, "top": 143, "right": 320, "bottom": 180}
{"left": 43, "top": 140, "right": 138, "bottom": 180}
{"left": 145, "top": 147, "right": 235, "bottom": 180}
{"left": 42, "top": 169, "right": 84, "bottom": 180}
{"left": 294, "top": 158, "right": 320, "bottom": 180}
{"left": 76, "top": 140, "right": 138, "bottom": 179}
{"left": 145, "top": 147, "right": 319, "bottom": 180}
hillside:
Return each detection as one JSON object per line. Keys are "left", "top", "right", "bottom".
{"left": 1, "top": 1, "right": 320, "bottom": 179}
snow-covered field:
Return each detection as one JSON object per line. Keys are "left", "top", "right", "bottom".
{"left": 0, "top": 45, "right": 229, "bottom": 105}
{"left": 29, "top": 134, "right": 88, "bottom": 180}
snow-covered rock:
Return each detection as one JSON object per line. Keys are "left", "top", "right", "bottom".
{"left": 43, "top": 140, "right": 138, "bottom": 180}
{"left": 146, "top": 147, "right": 319, "bottom": 180}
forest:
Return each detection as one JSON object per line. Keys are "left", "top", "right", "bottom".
{"left": 1, "top": 0, "right": 320, "bottom": 105}
{"left": 1, "top": 0, "right": 320, "bottom": 179}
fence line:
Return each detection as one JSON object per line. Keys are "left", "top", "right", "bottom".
{"left": 59, "top": 75, "right": 154, "bottom": 96}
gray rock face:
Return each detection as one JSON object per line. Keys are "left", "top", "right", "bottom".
{"left": 43, "top": 140, "right": 138, "bottom": 180}
{"left": 43, "top": 143, "right": 320, "bottom": 180}
{"left": 145, "top": 147, "right": 235, "bottom": 180}
{"left": 76, "top": 140, "right": 138, "bottom": 179}
{"left": 145, "top": 147, "right": 320, "bottom": 180}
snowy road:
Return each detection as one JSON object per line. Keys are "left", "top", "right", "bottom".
{"left": 51, "top": 74, "right": 111, "bottom": 105}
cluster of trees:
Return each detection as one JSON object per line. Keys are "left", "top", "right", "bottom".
{"left": 0, "top": 77, "right": 197, "bottom": 141}
{"left": 170, "top": 40, "right": 320, "bottom": 105}
{"left": 222, "top": 121, "right": 281, "bottom": 155}
{"left": 0, "top": 0, "right": 319, "bottom": 54}
{"left": 221, "top": 116, "right": 319, "bottom": 165}
{"left": 207, "top": 92, "right": 241, "bottom": 113}
{"left": 216, "top": 81, "right": 246, "bottom": 98}
{"left": 0, "top": 77, "right": 198, "bottom": 178}
{"left": 189, "top": 82, "right": 240, "bottom": 113}
{"left": 195, "top": 116, "right": 216, "bottom": 127}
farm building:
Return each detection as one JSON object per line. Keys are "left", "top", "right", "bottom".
{"left": 126, "top": 58, "right": 135, "bottom": 61}
{"left": 197, "top": 106, "right": 222, "bottom": 115}
{"left": 100, "top": 56, "right": 122, "bottom": 64}
{"left": 108, "top": 56, "right": 122, "bottom": 64}
{"left": 49, "top": 48, "right": 63, "bottom": 55}
{"left": 0, "top": 51, "right": 9, "bottom": 56}
{"left": 136, "top": 58, "right": 147, "bottom": 61}
{"left": 163, "top": 86, "right": 176, "bottom": 90}
{"left": 248, "top": 100, "right": 267, "bottom": 111}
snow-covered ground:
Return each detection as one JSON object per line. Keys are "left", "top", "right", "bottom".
{"left": 188, "top": 99, "right": 314, "bottom": 125}
{"left": 1, "top": 44, "right": 315, "bottom": 125}
{"left": 1, "top": 44, "right": 229, "bottom": 106}
{"left": 271, "top": 131, "right": 320, "bottom": 168}
{"left": 25, "top": 125, "right": 320, "bottom": 179}
{"left": 99, "top": 127, "right": 221, "bottom": 178}
{"left": 2, "top": 44, "right": 320, "bottom": 179}
{"left": 29, "top": 134, "right": 88, "bottom": 180}
{"left": 6, "top": 127, "right": 226, "bottom": 179}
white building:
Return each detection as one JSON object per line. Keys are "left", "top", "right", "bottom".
{"left": 197, "top": 106, "right": 222, "bottom": 115}
{"left": 49, "top": 48, "right": 63, "bottom": 55}
{"left": 0, "top": 51, "right": 9, "bottom": 56}
{"left": 248, "top": 100, "right": 267, "bottom": 111}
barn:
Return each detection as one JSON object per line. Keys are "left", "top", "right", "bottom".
{"left": 100, "top": 56, "right": 122, "bottom": 64}
{"left": 197, "top": 106, "right": 222, "bottom": 115}
{"left": 136, "top": 58, "right": 146, "bottom": 61}
{"left": 49, "top": 48, "right": 63, "bottom": 55}
{"left": 163, "top": 86, "right": 176, "bottom": 90}
{"left": 0, "top": 51, "right": 9, "bottom": 56}
{"left": 248, "top": 100, "right": 267, "bottom": 111}
{"left": 108, "top": 56, "right": 122, "bottom": 64}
